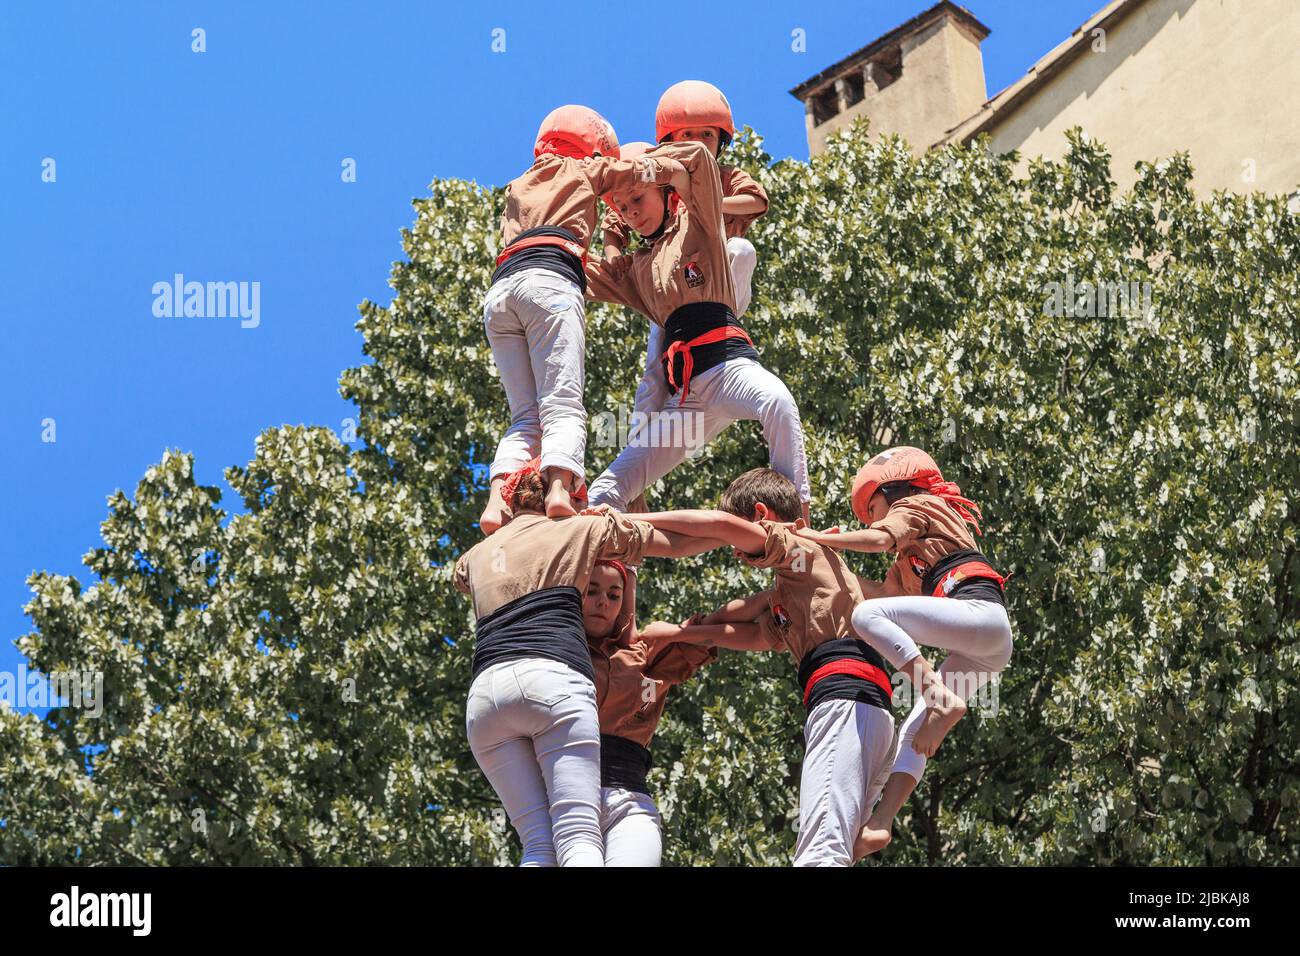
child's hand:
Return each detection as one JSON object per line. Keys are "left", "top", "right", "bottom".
{"left": 679, "top": 612, "right": 706, "bottom": 628}
{"left": 608, "top": 253, "right": 633, "bottom": 279}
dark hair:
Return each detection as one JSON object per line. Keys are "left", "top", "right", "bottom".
{"left": 719, "top": 468, "right": 801, "bottom": 523}
{"left": 511, "top": 471, "right": 546, "bottom": 513}
{"left": 879, "top": 481, "right": 921, "bottom": 506}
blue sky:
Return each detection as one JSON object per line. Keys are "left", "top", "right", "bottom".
{"left": 0, "top": 0, "right": 1107, "bottom": 709}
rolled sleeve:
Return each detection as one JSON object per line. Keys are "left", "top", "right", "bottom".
{"left": 594, "top": 511, "right": 654, "bottom": 566}
{"left": 644, "top": 642, "right": 718, "bottom": 685}
{"left": 741, "top": 520, "right": 813, "bottom": 574}
{"left": 870, "top": 502, "right": 930, "bottom": 553}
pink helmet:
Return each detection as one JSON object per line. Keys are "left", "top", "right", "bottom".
{"left": 534, "top": 105, "right": 619, "bottom": 160}
{"left": 655, "top": 80, "right": 735, "bottom": 146}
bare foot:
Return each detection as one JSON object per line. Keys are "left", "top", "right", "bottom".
{"left": 912, "top": 693, "right": 967, "bottom": 758}
{"left": 545, "top": 483, "right": 578, "bottom": 519}
{"left": 479, "top": 504, "right": 510, "bottom": 536}
{"left": 853, "top": 824, "right": 891, "bottom": 861}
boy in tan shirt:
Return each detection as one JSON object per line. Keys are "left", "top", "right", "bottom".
{"left": 625, "top": 467, "right": 899, "bottom": 866}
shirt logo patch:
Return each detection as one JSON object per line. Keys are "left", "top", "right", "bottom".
{"left": 908, "top": 555, "right": 929, "bottom": 578}
{"left": 770, "top": 602, "right": 792, "bottom": 633}
{"left": 683, "top": 261, "right": 705, "bottom": 287}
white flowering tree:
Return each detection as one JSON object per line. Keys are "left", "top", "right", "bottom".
{"left": 3, "top": 124, "right": 1297, "bottom": 865}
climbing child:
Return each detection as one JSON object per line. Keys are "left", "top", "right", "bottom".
{"left": 585, "top": 139, "right": 811, "bottom": 522}
{"left": 792, "top": 446, "right": 1013, "bottom": 858}
{"left": 454, "top": 459, "right": 710, "bottom": 866}
{"left": 601, "top": 81, "right": 769, "bottom": 433}
{"left": 629, "top": 467, "right": 897, "bottom": 866}
{"left": 479, "top": 105, "right": 688, "bottom": 533}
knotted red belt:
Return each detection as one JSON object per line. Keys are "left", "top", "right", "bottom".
{"left": 495, "top": 234, "right": 588, "bottom": 267}
{"left": 662, "top": 325, "right": 754, "bottom": 402}
{"left": 802, "top": 658, "right": 893, "bottom": 709}
{"left": 930, "top": 560, "right": 1007, "bottom": 598}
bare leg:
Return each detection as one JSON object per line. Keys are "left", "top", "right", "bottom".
{"left": 854, "top": 772, "right": 916, "bottom": 859}
{"left": 480, "top": 475, "right": 511, "bottom": 535}
{"left": 903, "top": 655, "right": 968, "bottom": 758}
{"left": 544, "top": 467, "right": 579, "bottom": 519}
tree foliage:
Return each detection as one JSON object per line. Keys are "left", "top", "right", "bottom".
{"left": 3, "top": 123, "right": 1298, "bottom": 865}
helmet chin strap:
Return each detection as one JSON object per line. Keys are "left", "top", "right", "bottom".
{"left": 643, "top": 190, "right": 672, "bottom": 242}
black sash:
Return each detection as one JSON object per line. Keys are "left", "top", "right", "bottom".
{"left": 490, "top": 226, "right": 586, "bottom": 293}
{"left": 472, "top": 585, "right": 594, "bottom": 683}
{"left": 599, "top": 734, "right": 653, "bottom": 795}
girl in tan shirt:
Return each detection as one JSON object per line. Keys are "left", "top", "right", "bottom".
{"left": 794, "top": 446, "right": 1013, "bottom": 858}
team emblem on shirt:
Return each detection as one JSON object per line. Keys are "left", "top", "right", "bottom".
{"left": 908, "top": 555, "right": 929, "bottom": 578}
{"left": 770, "top": 601, "right": 792, "bottom": 632}
{"left": 684, "top": 261, "right": 705, "bottom": 287}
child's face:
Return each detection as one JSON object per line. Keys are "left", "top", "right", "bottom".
{"left": 609, "top": 183, "right": 666, "bottom": 236}
{"left": 867, "top": 491, "right": 889, "bottom": 524}
{"left": 582, "top": 565, "right": 624, "bottom": 639}
{"left": 670, "top": 126, "right": 722, "bottom": 157}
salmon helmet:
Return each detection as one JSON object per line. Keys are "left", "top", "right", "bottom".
{"left": 534, "top": 105, "right": 619, "bottom": 160}
{"left": 655, "top": 80, "right": 735, "bottom": 147}
{"left": 850, "top": 446, "right": 984, "bottom": 533}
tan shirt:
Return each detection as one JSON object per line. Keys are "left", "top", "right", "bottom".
{"left": 871, "top": 494, "right": 979, "bottom": 597}
{"left": 600, "top": 164, "right": 768, "bottom": 248}
{"left": 453, "top": 512, "right": 652, "bottom": 619}
{"left": 584, "top": 140, "right": 736, "bottom": 324}
{"left": 741, "top": 521, "right": 869, "bottom": 663}
{"left": 588, "top": 624, "right": 716, "bottom": 747}
{"left": 500, "top": 153, "right": 685, "bottom": 250}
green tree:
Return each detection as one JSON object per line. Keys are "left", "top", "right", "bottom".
{"left": 3, "top": 123, "right": 1297, "bottom": 865}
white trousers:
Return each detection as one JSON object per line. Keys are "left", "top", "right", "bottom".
{"left": 484, "top": 268, "right": 587, "bottom": 481}
{"left": 588, "top": 357, "right": 811, "bottom": 509}
{"left": 465, "top": 657, "right": 604, "bottom": 866}
{"left": 794, "top": 699, "right": 898, "bottom": 867}
{"left": 600, "top": 787, "right": 663, "bottom": 866}
{"left": 850, "top": 596, "right": 1013, "bottom": 783}
{"left": 626, "top": 236, "right": 758, "bottom": 435}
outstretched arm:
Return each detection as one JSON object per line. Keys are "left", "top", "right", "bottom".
{"left": 793, "top": 526, "right": 893, "bottom": 554}
{"left": 643, "top": 529, "right": 730, "bottom": 559}
{"left": 637, "top": 509, "right": 768, "bottom": 556}
{"left": 697, "top": 589, "right": 772, "bottom": 625}
{"left": 642, "top": 620, "right": 769, "bottom": 653}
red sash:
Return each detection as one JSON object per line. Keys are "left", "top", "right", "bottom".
{"left": 802, "top": 658, "right": 893, "bottom": 709}
{"left": 930, "top": 560, "right": 1007, "bottom": 598}
{"left": 662, "top": 325, "right": 754, "bottom": 401}
{"left": 495, "top": 234, "right": 588, "bottom": 267}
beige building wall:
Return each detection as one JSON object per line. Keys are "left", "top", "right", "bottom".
{"left": 808, "top": 15, "right": 988, "bottom": 155}
{"left": 976, "top": 0, "right": 1300, "bottom": 195}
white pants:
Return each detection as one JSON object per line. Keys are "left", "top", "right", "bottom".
{"left": 483, "top": 268, "right": 587, "bottom": 481}
{"left": 727, "top": 236, "right": 757, "bottom": 318}
{"left": 600, "top": 787, "right": 662, "bottom": 866}
{"left": 626, "top": 237, "right": 758, "bottom": 434}
{"left": 851, "top": 596, "right": 1013, "bottom": 783}
{"left": 465, "top": 657, "right": 604, "bottom": 866}
{"left": 794, "top": 699, "right": 897, "bottom": 867}
{"left": 588, "top": 357, "right": 811, "bottom": 509}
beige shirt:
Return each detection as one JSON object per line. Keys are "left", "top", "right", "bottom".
{"left": 600, "top": 164, "right": 768, "bottom": 248}
{"left": 584, "top": 140, "right": 737, "bottom": 324}
{"left": 588, "top": 624, "right": 716, "bottom": 747}
{"left": 500, "top": 153, "right": 685, "bottom": 250}
{"left": 454, "top": 512, "right": 652, "bottom": 619}
{"left": 871, "top": 494, "right": 980, "bottom": 597}
{"left": 740, "top": 520, "right": 869, "bottom": 663}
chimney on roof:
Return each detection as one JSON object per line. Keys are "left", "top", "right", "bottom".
{"left": 791, "top": 1, "right": 990, "bottom": 156}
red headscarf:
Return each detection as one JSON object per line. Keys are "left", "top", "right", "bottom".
{"left": 500, "top": 458, "right": 589, "bottom": 510}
